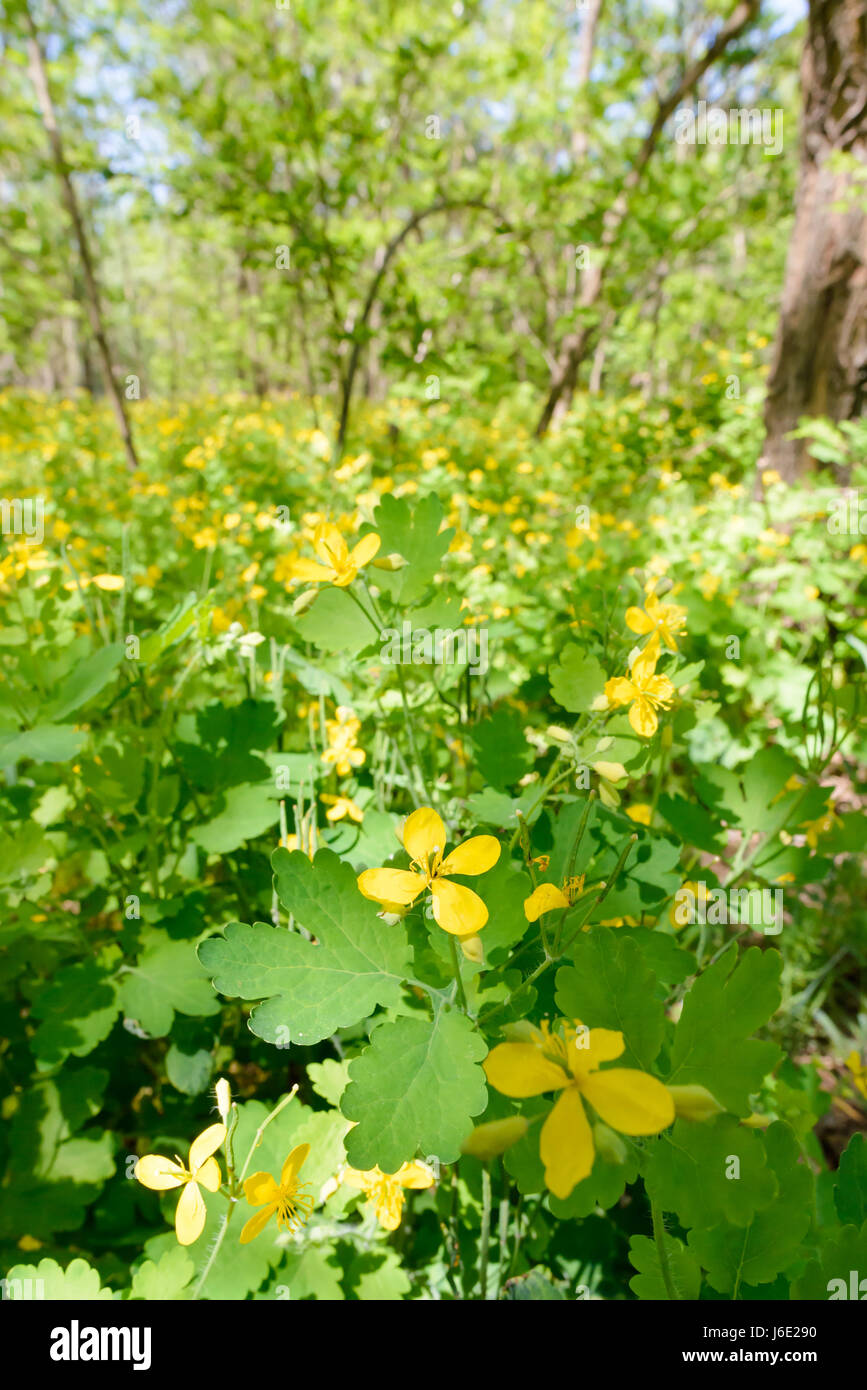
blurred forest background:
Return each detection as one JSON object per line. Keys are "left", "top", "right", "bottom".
{"left": 1, "top": 0, "right": 865, "bottom": 471}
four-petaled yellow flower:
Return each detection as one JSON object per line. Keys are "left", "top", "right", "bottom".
{"left": 135, "top": 1122, "right": 226, "bottom": 1246}
{"left": 320, "top": 793, "right": 364, "bottom": 823}
{"left": 524, "top": 875, "right": 586, "bottom": 921}
{"left": 605, "top": 642, "right": 675, "bottom": 737}
{"left": 358, "top": 806, "right": 500, "bottom": 937}
{"left": 341, "top": 1161, "right": 435, "bottom": 1230}
{"left": 484, "top": 1021, "right": 674, "bottom": 1199}
{"left": 625, "top": 592, "right": 687, "bottom": 652}
{"left": 289, "top": 522, "right": 380, "bottom": 588}
{"left": 240, "top": 1143, "right": 315, "bottom": 1244}
{"left": 322, "top": 705, "right": 366, "bottom": 776}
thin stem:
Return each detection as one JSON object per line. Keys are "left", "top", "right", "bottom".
{"left": 651, "top": 1199, "right": 678, "bottom": 1301}
{"left": 192, "top": 1086, "right": 299, "bottom": 1300}
{"left": 479, "top": 1164, "right": 492, "bottom": 1300}
{"left": 448, "top": 934, "right": 468, "bottom": 1014}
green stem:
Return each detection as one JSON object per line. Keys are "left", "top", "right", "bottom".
{"left": 479, "top": 1164, "right": 492, "bottom": 1300}
{"left": 192, "top": 1086, "right": 298, "bottom": 1300}
{"left": 448, "top": 933, "right": 468, "bottom": 1014}
{"left": 651, "top": 1199, "right": 678, "bottom": 1301}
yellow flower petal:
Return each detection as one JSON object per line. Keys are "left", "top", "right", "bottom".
{"left": 175, "top": 1180, "right": 207, "bottom": 1245}
{"left": 243, "top": 1171, "right": 280, "bottom": 1206}
{"left": 357, "top": 867, "right": 425, "bottom": 906}
{"left": 402, "top": 807, "right": 446, "bottom": 862}
{"left": 239, "top": 1201, "right": 278, "bottom": 1245}
{"left": 567, "top": 1026, "right": 625, "bottom": 1078}
{"left": 625, "top": 606, "right": 653, "bottom": 634}
{"left": 629, "top": 699, "right": 659, "bottom": 737}
{"left": 524, "top": 883, "right": 570, "bottom": 921}
{"left": 484, "top": 1042, "right": 571, "bottom": 1097}
{"left": 440, "top": 834, "right": 501, "bottom": 877}
{"left": 290, "top": 558, "right": 335, "bottom": 583}
{"left": 195, "top": 1156, "right": 222, "bottom": 1193}
{"left": 189, "top": 1122, "right": 226, "bottom": 1173}
{"left": 281, "top": 1143, "right": 310, "bottom": 1186}
{"left": 397, "top": 1161, "right": 436, "bottom": 1190}
{"left": 348, "top": 532, "right": 381, "bottom": 569}
{"left": 313, "top": 523, "right": 347, "bottom": 568}
{"left": 429, "top": 877, "right": 488, "bottom": 936}
{"left": 579, "top": 1068, "right": 675, "bottom": 1135}
{"left": 540, "top": 1086, "right": 595, "bottom": 1199}
{"left": 134, "top": 1154, "right": 186, "bottom": 1190}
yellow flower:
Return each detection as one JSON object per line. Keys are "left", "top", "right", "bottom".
{"left": 322, "top": 706, "right": 365, "bottom": 777}
{"left": 91, "top": 573, "right": 125, "bottom": 592}
{"left": 135, "top": 1123, "right": 226, "bottom": 1245}
{"left": 800, "top": 803, "right": 842, "bottom": 848}
{"left": 625, "top": 591, "right": 687, "bottom": 652}
{"left": 357, "top": 806, "right": 500, "bottom": 937}
{"left": 484, "top": 1021, "right": 674, "bottom": 1199}
{"left": 523, "top": 875, "right": 586, "bottom": 921}
{"left": 341, "top": 1161, "right": 435, "bottom": 1230}
{"left": 626, "top": 804, "right": 652, "bottom": 826}
{"left": 289, "top": 523, "right": 380, "bottom": 588}
{"left": 605, "top": 643, "right": 674, "bottom": 737}
{"left": 669, "top": 880, "right": 709, "bottom": 929}
{"left": 846, "top": 1052, "right": 867, "bottom": 1102}
{"left": 240, "top": 1144, "right": 314, "bottom": 1244}
{"left": 320, "top": 793, "right": 364, "bottom": 823}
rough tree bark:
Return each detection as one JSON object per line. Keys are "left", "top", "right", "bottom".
{"left": 762, "top": 0, "right": 867, "bottom": 478}
{"left": 24, "top": 4, "right": 139, "bottom": 470}
{"left": 535, "top": 0, "right": 761, "bottom": 437}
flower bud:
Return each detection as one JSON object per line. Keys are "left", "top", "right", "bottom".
{"left": 372, "top": 552, "right": 409, "bottom": 571}
{"left": 593, "top": 761, "right": 628, "bottom": 783}
{"left": 461, "top": 935, "right": 484, "bottom": 964}
{"left": 215, "top": 1077, "right": 232, "bottom": 1123}
{"left": 666, "top": 1084, "right": 725, "bottom": 1122}
{"left": 461, "top": 1116, "right": 528, "bottom": 1160}
{"left": 292, "top": 587, "right": 319, "bottom": 616}
{"left": 592, "top": 1122, "right": 628, "bottom": 1164}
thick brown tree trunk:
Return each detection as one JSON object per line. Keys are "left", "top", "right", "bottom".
{"left": 762, "top": 0, "right": 867, "bottom": 478}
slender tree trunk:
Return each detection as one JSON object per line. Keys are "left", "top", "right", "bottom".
{"left": 762, "top": 0, "right": 867, "bottom": 478}
{"left": 535, "top": 0, "right": 760, "bottom": 436}
{"left": 24, "top": 6, "right": 139, "bottom": 469}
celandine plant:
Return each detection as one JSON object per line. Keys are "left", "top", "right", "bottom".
{"left": 0, "top": 399, "right": 865, "bottom": 1302}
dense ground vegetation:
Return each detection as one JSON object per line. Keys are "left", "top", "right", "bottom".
{"left": 0, "top": 384, "right": 865, "bottom": 1300}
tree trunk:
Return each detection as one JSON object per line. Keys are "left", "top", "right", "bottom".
{"left": 762, "top": 0, "right": 867, "bottom": 478}
{"left": 25, "top": 6, "right": 139, "bottom": 469}
{"left": 535, "top": 0, "right": 760, "bottom": 437}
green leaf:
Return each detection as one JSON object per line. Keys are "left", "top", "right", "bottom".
{"left": 120, "top": 934, "right": 221, "bottom": 1037}
{"left": 688, "top": 1123, "right": 812, "bottom": 1294}
{"left": 556, "top": 929, "right": 665, "bottom": 1069}
{"left": 502, "top": 1269, "right": 567, "bottom": 1300}
{"left": 294, "top": 585, "right": 374, "bottom": 653}
{"left": 0, "top": 724, "right": 85, "bottom": 764}
{"left": 165, "top": 1045, "right": 214, "bottom": 1096}
{"left": 342, "top": 1010, "right": 488, "bottom": 1171}
{"left": 790, "top": 1221, "right": 867, "bottom": 1300}
{"left": 4, "top": 1257, "right": 115, "bottom": 1301}
{"left": 198, "top": 848, "right": 411, "bottom": 1046}
{"left": 191, "top": 782, "right": 279, "bottom": 854}
{"left": 0, "top": 1068, "right": 115, "bottom": 1239}
{"left": 628, "top": 1233, "right": 701, "bottom": 1301}
{"left": 130, "top": 1248, "right": 195, "bottom": 1301}
{"left": 468, "top": 706, "right": 532, "bottom": 790}
{"left": 645, "top": 1117, "right": 778, "bottom": 1230}
{"left": 31, "top": 959, "right": 121, "bottom": 1067}
{"left": 307, "top": 1059, "right": 352, "bottom": 1107}
{"left": 42, "top": 642, "right": 124, "bottom": 721}
{"left": 475, "top": 854, "right": 531, "bottom": 961}
{"left": 665, "top": 946, "right": 782, "bottom": 1113}
{"left": 834, "top": 1133, "right": 867, "bottom": 1226}
{"left": 658, "top": 793, "right": 726, "bottom": 854}
{"left": 344, "top": 1248, "right": 412, "bottom": 1300}
{"left": 549, "top": 646, "right": 607, "bottom": 713}
{"left": 371, "top": 492, "right": 454, "bottom": 603}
